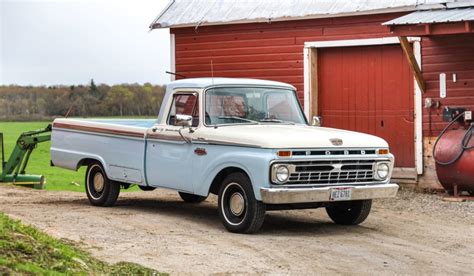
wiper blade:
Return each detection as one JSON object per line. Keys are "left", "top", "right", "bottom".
{"left": 259, "top": 118, "right": 295, "bottom": 125}
{"left": 217, "top": 116, "right": 260, "bottom": 124}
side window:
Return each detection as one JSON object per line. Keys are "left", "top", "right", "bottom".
{"left": 168, "top": 93, "right": 199, "bottom": 127}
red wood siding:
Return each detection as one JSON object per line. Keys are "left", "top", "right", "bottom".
{"left": 318, "top": 45, "right": 414, "bottom": 167}
{"left": 172, "top": 16, "right": 474, "bottom": 138}
{"left": 172, "top": 13, "right": 406, "bottom": 103}
{"left": 421, "top": 34, "right": 474, "bottom": 136}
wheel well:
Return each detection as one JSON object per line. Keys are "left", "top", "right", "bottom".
{"left": 209, "top": 167, "right": 248, "bottom": 195}
{"left": 76, "top": 158, "right": 102, "bottom": 170}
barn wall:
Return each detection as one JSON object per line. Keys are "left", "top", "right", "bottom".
{"left": 171, "top": 13, "right": 406, "bottom": 104}
{"left": 171, "top": 16, "right": 474, "bottom": 190}
{"left": 421, "top": 34, "right": 474, "bottom": 136}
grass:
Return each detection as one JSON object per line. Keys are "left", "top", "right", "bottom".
{"left": 0, "top": 121, "right": 151, "bottom": 192}
{"left": 0, "top": 212, "right": 162, "bottom": 275}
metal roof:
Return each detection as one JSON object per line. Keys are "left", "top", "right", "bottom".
{"left": 150, "top": 0, "right": 450, "bottom": 29}
{"left": 383, "top": 6, "right": 474, "bottom": 25}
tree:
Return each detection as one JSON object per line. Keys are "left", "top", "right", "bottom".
{"left": 89, "top": 79, "right": 97, "bottom": 95}
{"left": 106, "top": 85, "right": 133, "bottom": 116}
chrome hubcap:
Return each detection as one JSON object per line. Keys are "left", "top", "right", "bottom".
{"left": 229, "top": 192, "right": 245, "bottom": 216}
{"left": 93, "top": 172, "right": 105, "bottom": 193}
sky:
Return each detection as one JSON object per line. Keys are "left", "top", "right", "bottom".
{"left": 0, "top": 0, "right": 171, "bottom": 86}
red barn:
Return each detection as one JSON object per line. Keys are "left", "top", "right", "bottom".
{"left": 150, "top": 0, "right": 474, "bottom": 190}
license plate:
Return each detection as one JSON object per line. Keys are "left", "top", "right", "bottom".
{"left": 330, "top": 187, "right": 353, "bottom": 201}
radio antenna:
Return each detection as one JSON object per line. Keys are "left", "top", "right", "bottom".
{"left": 165, "top": 71, "right": 186, "bottom": 79}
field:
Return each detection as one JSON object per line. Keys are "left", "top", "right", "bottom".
{"left": 0, "top": 121, "right": 149, "bottom": 192}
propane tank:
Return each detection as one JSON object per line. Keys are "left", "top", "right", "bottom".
{"left": 434, "top": 112, "right": 474, "bottom": 195}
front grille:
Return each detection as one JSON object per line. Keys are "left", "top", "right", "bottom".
{"left": 283, "top": 159, "right": 378, "bottom": 186}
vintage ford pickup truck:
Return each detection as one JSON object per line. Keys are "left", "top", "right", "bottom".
{"left": 51, "top": 78, "right": 398, "bottom": 233}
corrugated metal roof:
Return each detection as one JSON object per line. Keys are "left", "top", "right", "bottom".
{"left": 383, "top": 7, "right": 474, "bottom": 25}
{"left": 150, "top": 0, "right": 450, "bottom": 29}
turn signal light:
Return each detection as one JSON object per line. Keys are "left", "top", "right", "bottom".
{"left": 277, "top": 151, "right": 292, "bottom": 157}
{"left": 378, "top": 149, "right": 389, "bottom": 155}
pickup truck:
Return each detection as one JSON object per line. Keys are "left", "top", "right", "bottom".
{"left": 51, "top": 78, "right": 399, "bottom": 233}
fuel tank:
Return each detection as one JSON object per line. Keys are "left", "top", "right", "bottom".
{"left": 434, "top": 128, "right": 474, "bottom": 194}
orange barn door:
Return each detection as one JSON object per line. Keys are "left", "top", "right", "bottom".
{"left": 317, "top": 44, "right": 414, "bottom": 167}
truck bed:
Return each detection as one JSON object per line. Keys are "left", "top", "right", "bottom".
{"left": 51, "top": 118, "right": 156, "bottom": 185}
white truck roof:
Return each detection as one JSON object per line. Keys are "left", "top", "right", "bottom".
{"left": 167, "top": 78, "right": 296, "bottom": 90}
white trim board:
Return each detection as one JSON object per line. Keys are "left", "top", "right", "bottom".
{"left": 303, "top": 37, "right": 423, "bottom": 175}
{"left": 413, "top": 40, "right": 423, "bottom": 175}
{"left": 304, "top": 37, "right": 420, "bottom": 48}
{"left": 170, "top": 33, "right": 176, "bottom": 81}
{"left": 303, "top": 48, "right": 310, "bottom": 118}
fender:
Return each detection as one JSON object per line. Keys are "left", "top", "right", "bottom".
{"left": 51, "top": 147, "right": 108, "bottom": 174}
{"left": 192, "top": 145, "right": 275, "bottom": 200}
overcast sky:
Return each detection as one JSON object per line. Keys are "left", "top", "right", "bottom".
{"left": 0, "top": 0, "right": 171, "bottom": 86}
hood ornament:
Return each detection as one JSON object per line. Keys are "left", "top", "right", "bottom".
{"left": 330, "top": 138, "right": 343, "bottom": 146}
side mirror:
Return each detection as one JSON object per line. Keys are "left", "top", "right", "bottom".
{"left": 175, "top": 114, "right": 193, "bottom": 127}
{"left": 312, "top": 116, "right": 322, "bottom": 127}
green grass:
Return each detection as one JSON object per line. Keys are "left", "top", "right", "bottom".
{"left": 0, "top": 212, "right": 163, "bottom": 275}
{"left": 0, "top": 121, "right": 148, "bottom": 192}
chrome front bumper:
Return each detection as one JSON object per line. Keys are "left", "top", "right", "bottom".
{"left": 260, "top": 183, "right": 399, "bottom": 204}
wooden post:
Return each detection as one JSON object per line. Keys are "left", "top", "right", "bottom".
{"left": 399, "top": 36, "right": 426, "bottom": 93}
{"left": 310, "top": 48, "right": 318, "bottom": 118}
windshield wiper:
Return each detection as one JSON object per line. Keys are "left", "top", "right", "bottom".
{"left": 217, "top": 116, "right": 260, "bottom": 124}
{"left": 259, "top": 118, "right": 295, "bottom": 125}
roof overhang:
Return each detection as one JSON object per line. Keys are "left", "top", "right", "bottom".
{"left": 149, "top": 0, "right": 450, "bottom": 30}
{"left": 383, "top": 7, "right": 474, "bottom": 35}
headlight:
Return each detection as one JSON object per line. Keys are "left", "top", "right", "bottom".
{"left": 375, "top": 163, "right": 390, "bottom": 180}
{"left": 272, "top": 164, "right": 290, "bottom": 184}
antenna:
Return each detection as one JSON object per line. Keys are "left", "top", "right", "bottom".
{"left": 165, "top": 71, "right": 186, "bottom": 79}
{"left": 211, "top": 60, "right": 214, "bottom": 85}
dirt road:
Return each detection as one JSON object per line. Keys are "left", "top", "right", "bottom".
{"left": 0, "top": 185, "right": 472, "bottom": 274}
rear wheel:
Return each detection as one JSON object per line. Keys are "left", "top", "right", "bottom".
{"left": 326, "top": 200, "right": 372, "bottom": 225}
{"left": 85, "top": 163, "right": 120, "bottom": 207}
{"left": 178, "top": 192, "right": 207, "bottom": 203}
{"left": 218, "top": 172, "right": 266, "bottom": 233}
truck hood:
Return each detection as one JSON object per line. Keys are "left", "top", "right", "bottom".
{"left": 193, "top": 124, "right": 388, "bottom": 149}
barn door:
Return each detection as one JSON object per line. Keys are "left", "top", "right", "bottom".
{"left": 317, "top": 44, "right": 414, "bottom": 168}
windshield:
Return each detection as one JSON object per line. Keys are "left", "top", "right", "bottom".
{"left": 205, "top": 87, "right": 307, "bottom": 126}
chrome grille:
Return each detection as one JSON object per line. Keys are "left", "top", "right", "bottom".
{"left": 284, "top": 159, "right": 377, "bottom": 186}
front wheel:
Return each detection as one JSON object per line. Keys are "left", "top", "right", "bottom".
{"left": 325, "top": 200, "right": 372, "bottom": 225}
{"left": 218, "top": 172, "right": 266, "bottom": 233}
{"left": 85, "top": 163, "right": 120, "bottom": 207}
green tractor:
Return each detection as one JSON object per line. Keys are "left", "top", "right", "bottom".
{"left": 0, "top": 125, "right": 51, "bottom": 189}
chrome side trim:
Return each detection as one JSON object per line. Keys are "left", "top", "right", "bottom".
{"left": 52, "top": 127, "right": 145, "bottom": 141}
{"left": 260, "top": 183, "right": 399, "bottom": 204}
{"left": 191, "top": 137, "right": 263, "bottom": 148}
{"left": 53, "top": 122, "right": 145, "bottom": 138}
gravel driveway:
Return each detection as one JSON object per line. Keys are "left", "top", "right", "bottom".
{"left": 0, "top": 185, "right": 472, "bottom": 274}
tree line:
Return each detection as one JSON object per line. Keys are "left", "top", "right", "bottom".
{"left": 0, "top": 80, "right": 166, "bottom": 121}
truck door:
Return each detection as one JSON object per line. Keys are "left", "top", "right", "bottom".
{"left": 145, "top": 92, "right": 198, "bottom": 192}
